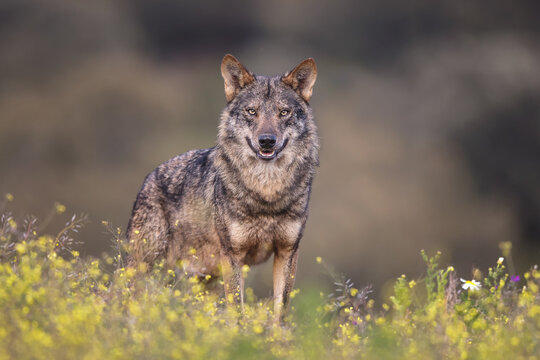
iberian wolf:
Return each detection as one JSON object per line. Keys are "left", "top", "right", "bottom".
{"left": 127, "top": 54, "right": 319, "bottom": 319}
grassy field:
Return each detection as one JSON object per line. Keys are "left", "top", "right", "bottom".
{"left": 1, "top": 199, "right": 539, "bottom": 359}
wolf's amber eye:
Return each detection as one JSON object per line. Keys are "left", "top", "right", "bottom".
{"left": 280, "top": 109, "right": 290, "bottom": 117}
{"left": 246, "top": 108, "right": 257, "bottom": 116}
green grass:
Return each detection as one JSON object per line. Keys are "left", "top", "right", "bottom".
{"left": 1, "top": 201, "right": 539, "bottom": 359}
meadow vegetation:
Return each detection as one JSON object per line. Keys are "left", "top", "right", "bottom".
{"left": 1, "top": 197, "right": 539, "bottom": 359}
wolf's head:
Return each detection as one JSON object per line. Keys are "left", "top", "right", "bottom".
{"left": 217, "top": 55, "right": 319, "bottom": 169}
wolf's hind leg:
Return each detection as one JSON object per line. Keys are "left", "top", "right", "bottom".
{"left": 127, "top": 195, "right": 169, "bottom": 269}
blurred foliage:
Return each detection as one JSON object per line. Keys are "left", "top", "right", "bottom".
{"left": 1, "top": 0, "right": 539, "bottom": 297}
{"left": 1, "top": 209, "right": 540, "bottom": 359}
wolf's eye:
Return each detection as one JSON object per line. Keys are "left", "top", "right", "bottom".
{"left": 246, "top": 108, "right": 257, "bottom": 116}
{"left": 280, "top": 109, "right": 290, "bottom": 117}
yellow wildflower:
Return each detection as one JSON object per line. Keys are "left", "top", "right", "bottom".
{"left": 253, "top": 324, "right": 264, "bottom": 334}
{"left": 242, "top": 264, "right": 250, "bottom": 277}
{"left": 499, "top": 242, "right": 512, "bottom": 257}
{"left": 55, "top": 202, "right": 66, "bottom": 214}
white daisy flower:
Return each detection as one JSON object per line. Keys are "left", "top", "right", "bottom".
{"left": 460, "top": 278, "right": 482, "bottom": 291}
{"left": 497, "top": 257, "right": 504, "bottom": 265}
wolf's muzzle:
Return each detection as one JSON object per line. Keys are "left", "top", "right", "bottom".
{"left": 246, "top": 137, "right": 289, "bottom": 161}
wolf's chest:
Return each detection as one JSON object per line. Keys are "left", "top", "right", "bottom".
{"left": 229, "top": 217, "right": 277, "bottom": 248}
{"left": 228, "top": 216, "right": 302, "bottom": 264}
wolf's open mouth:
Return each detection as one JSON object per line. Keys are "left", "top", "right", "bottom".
{"left": 246, "top": 137, "right": 289, "bottom": 161}
{"left": 258, "top": 149, "right": 275, "bottom": 159}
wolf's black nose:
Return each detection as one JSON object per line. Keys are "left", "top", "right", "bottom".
{"left": 258, "top": 134, "right": 276, "bottom": 149}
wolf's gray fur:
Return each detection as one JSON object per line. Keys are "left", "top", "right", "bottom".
{"left": 126, "top": 54, "right": 319, "bottom": 318}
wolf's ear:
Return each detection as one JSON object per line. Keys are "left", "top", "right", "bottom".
{"left": 282, "top": 58, "right": 317, "bottom": 102}
{"left": 221, "top": 54, "right": 255, "bottom": 102}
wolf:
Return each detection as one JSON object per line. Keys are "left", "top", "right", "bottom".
{"left": 126, "top": 54, "right": 319, "bottom": 319}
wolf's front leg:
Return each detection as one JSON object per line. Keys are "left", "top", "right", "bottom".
{"left": 273, "top": 246, "right": 299, "bottom": 321}
{"left": 221, "top": 255, "right": 244, "bottom": 309}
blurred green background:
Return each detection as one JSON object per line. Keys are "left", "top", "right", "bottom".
{"left": 1, "top": 0, "right": 539, "bottom": 299}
